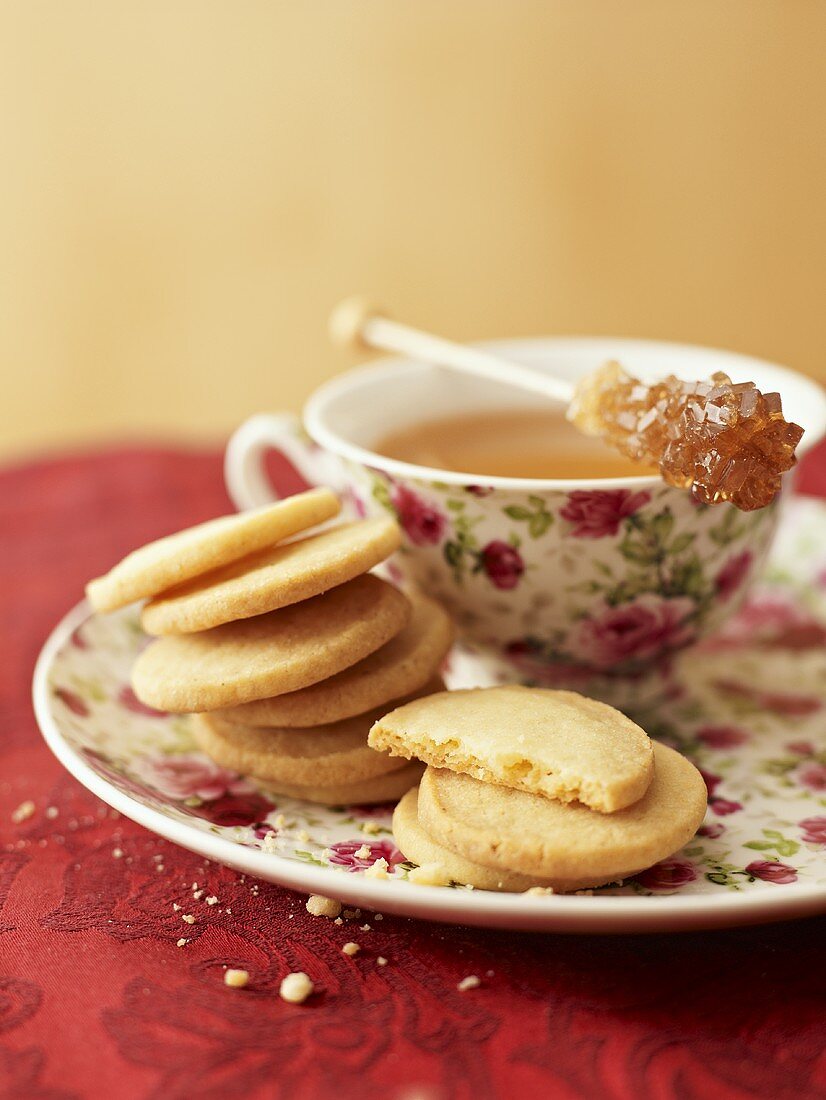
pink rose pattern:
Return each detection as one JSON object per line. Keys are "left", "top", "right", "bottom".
{"left": 696, "top": 725, "right": 750, "bottom": 749}
{"left": 710, "top": 798, "right": 743, "bottom": 817}
{"left": 787, "top": 741, "right": 815, "bottom": 756}
{"left": 327, "top": 840, "right": 404, "bottom": 872}
{"left": 135, "top": 754, "right": 251, "bottom": 802}
{"left": 796, "top": 762, "right": 826, "bottom": 792}
{"left": 634, "top": 859, "right": 698, "bottom": 891}
{"left": 714, "top": 551, "right": 754, "bottom": 601}
{"left": 391, "top": 485, "right": 445, "bottom": 546}
{"left": 54, "top": 687, "right": 90, "bottom": 717}
{"left": 560, "top": 489, "right": 651, "bottom": 538}
{"left": 569, "top": 595, "right": 696, "bottom": 669}
{"left": 746, "top": 860, "right": 798, "bottom": 885}
{"left": 799, "top": 817, "right": 826, "bottom": 845}
{"left": 480, "top": 540, "right": 525, "bottom": 590}
{"left": 118, "top": 685, "right": 167, "bottom": 718}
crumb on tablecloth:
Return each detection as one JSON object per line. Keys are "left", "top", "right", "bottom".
{"left": 306, "top": 894, "right": 342, "bottom": 919}
{"left": 224, "top": 969, "right": 249, "bottom": 989}
{"left": 457, "top": 975, "right": 481, "bottom": 992}
{"left": 280, "top": 972, "right": 314, "bottom": 1004}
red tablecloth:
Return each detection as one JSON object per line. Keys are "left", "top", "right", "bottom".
{"left": 2, "top": 442, "right": 825, "bottom": 1100}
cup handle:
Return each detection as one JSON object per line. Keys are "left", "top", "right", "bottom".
{"left": 224, "top": 413, "right": 348, "bottom": 510}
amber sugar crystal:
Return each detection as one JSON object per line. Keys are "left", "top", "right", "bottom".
{"left": 569, "top": 361, "right": 804, "bottom": 511}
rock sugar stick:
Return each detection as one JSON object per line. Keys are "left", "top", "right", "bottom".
{"left": 567, "top": 361, "right": 803, "bottom": 511}
{"left": 330, "top": 298, "right": 804, "bottom": 511}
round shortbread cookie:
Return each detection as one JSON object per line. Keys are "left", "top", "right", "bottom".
{"left": 141, "top": 516, "right": 401, "bottom": 635}
{"left": 86, "top": 488, "right": 340, "bottom": 613}
{"left": 258, "top": 762, "right": 424, "bottom": 807}
{"left": 191, "top": 708, "right": 407, "bottom": 786}
{"left": 369, "top": 685, "right": 654, "bottom": 813}
{"left": 215, "top": 592, "right": 455, "bottom": 727}
{"left": 132, "top": 574, "right": 410, "bottom": 713}
{"left": 416, "top": 743, "right": 707, "bottom": 881}
{"left": 392, "top": 789, "right": 608, "bottom": 893}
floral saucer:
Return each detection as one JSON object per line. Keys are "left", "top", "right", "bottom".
{"left": 33, "top": 499, "right": 826, "bottom": 933}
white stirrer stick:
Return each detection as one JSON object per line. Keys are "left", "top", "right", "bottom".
{"left": 329, "top": 297, "right": 574, "bottom": 406}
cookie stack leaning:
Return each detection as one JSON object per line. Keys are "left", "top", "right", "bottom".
{"left": 369, "top": 686, "right": 708, "bottom": 892}
{"left": 86, "top": 487, "right": 455, "bottom": 805}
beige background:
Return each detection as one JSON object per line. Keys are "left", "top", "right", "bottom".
{"left": 2, "top": 2, "right": 825, "bottom": 460}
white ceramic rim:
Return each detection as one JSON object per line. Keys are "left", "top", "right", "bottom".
{"left": 305, "top": 337, "right": 826, "bottom": 492}
{"left": 33, "top": 599, "right": 826, "bottom": 934}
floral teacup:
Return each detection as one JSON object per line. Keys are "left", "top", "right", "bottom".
{"left": 225, "top": 338, "right": 826, "bottom": 708}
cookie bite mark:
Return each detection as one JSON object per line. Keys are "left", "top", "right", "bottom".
{"left": 369, "top": 685, "right": 654, "bottom": 813}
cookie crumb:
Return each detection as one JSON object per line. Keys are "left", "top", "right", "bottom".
{"left": 172, "top": 903, "right": 181, "bottom": 911}
{"left": 181, "top": 914, "right": 196, "bottom": 924}
{"left": 359, "top": 923, "right": 371, "bottom": 932}
{"left": 342, "top": 908, "right": 361, "bottom": 920}
{"left": 11, "top": 800, "right": 35, "bottom": 824}
{"left": 373, "top": 913, "right": 383, "bottom": 921}
{"left": 341, "top": 942, "right": 360, "bottom": 957}
{"left": 363, "top": 857, "right": 390, "bottom": 879}
{"left": 176, "top": 938, "right": 188, "bottom": 947}
{"left": 354, "top": 844, "right": 371, "bottom": 859}
{"left": 306, "top": 895, "right": 342, "bottom": 919}
{"left": 112, "top": 848, "right": 123, "bottom": 859}
{"left": 376, "top": 956, "right": 388, "bottom": 967}
{"left": 408, "top": 862, "right": 451, "bottom": 886}
{"left": 206, "top": 896, "right": 218, "bottom": 906}
{"left": 224, "top": 968, "right": 249, "bottom": 989}
{"left": 524, "top": 886, "right": 555, "bottom": 896}
{"left": 361, "top": 822, "right": 380, "bottom": 835}
{"left": 192, "top": 889, "right": 204, "bottom": 899}
{"left": 457, "top": 975, "right": 481, "bottom": 992}
{"left": 279, "top": 972, "right": 314, "bottom": 1004}
{"left": 333, "top": 917, "right": 343, "bottom": 926}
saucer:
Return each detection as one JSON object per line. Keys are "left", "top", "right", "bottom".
{"left": 33, "top": 498, "right": 826, "bottom": 933}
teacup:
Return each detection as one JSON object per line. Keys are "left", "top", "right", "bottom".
{"left": 225, "top": 337, "right": 826, "bottom": 708}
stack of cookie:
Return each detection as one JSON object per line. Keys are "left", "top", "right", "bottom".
{"left": 86, "top": 487, "right": 455, "bottom": 805}
{"left": 369, "top": 686, "right": 708, "bottom": 892}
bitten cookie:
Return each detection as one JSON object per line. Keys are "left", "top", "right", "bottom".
{"left": 369, "top": 685, "right": 654, "bottom": 813}
{"left": 215, "top": 592, "right": 454, "bottom": 728}
{"left": 191, "top": 708, "right": 408, "bottom": 786}
{"left": 132, "top": 574, "right": 410, "bottom": 712}
{"left": 392, "top": 788, "right": 604, "bottom": 893}
{"left": 141, "top": 516, "right": 401, "bottom": 634}
{"left": 259, "top": 762, "right": 424, "bottom": 807}
{"left": 86, "top": 488, "right": 340, "bottom": 613}
{"left": 416, "top": 743, "right": 707, "bottom": 882}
